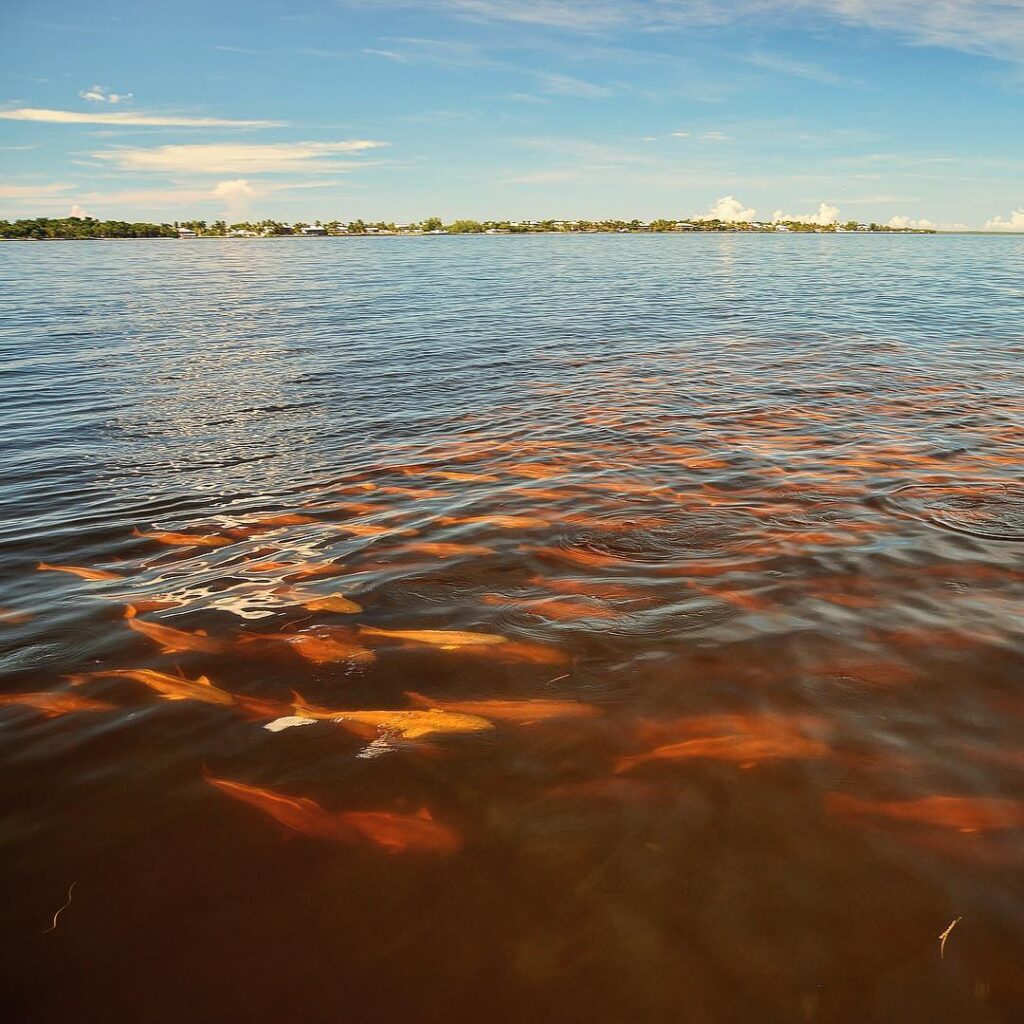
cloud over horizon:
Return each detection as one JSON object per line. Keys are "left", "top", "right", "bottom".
{"left": 0, "top": 108, "right": 282, "bottom": 128}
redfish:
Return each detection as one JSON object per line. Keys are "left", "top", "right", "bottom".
{"left": 124, "top": 605, "right": 224, "bottom": 654}
{"left": 248, "top": 628, "right": 375, "bottom": 665}
{"left": 405, "top": 691, "right": 597, "bottom": 723}
{"left": 37, "top": 562, "right": 123, "bottom": 582}
{"left": 289, "top": 692, "right": 493, "bottom": 739}
{"left": 826, "top": 793, "right": 1024, "bottom": 833}
{"left": 132, "top": 527, "right": 233, "bottom": 548}
{"left": 297, "top": 592, "right": 363, "bottom": 614}
{"left": 359, "top": 626, "right": 505, "bottom": 649}
{"left": 0, "top": 691, "right": 117, "bottom": 717}
{"left": 439, "top": 514, "right": 549, "bottom": 529}
{"left": 68, "top": 667, "right": 234, "bottom": 707}
{"left": 206, "top": 776, "right": 461, "bottom": 853}
{"left": 396, "top": 541, "right": 493, "bottom": 558}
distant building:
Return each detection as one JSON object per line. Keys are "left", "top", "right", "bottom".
{"left": 301, "top": 225, "right": 328, "bottom": 236}
{"left": 177, "top": 227, "right": 197, "bottom": 238}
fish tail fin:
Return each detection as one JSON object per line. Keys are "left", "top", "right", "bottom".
{"left": 404, "top": 691, "right": 433, "bottom": 708}
{"left": 124, "top": 604, "right": 138, "bottom": 619}
{"left": 64, "top": 673, "right": 89, "bottom": 686}
{"left": 131, "top": 527, "right": 144, "bottom": 537}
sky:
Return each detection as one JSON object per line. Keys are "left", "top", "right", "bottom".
{"left": 1, "top": 0, "right": 1023, "bottom": 229}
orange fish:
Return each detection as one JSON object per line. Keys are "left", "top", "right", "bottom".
{"left": 377, "top": 485, "right": 447, "bottom": 499}
{"left": 426, "top": 470, "right": 500, "bottom": 483}
{"left": 288, "top": 692, "right": 493, "bottom": 738}
{"left": 37, "top": 562, "right": 123, "bottom": 582}
{"left": 335, "top": 522, "right": 415, "bottom": 538}
{"left": 68, "top": 667, "right": 234, "bottom": 707}
{"left": 0, "top": 691, "right": 117, "bottom": 717}
{"left": 206, "top": 776, "right": 461, "bottom": 853}
{"left": 249, "top": 628, "right": 375, "bottom": 665}
{"left": 405, "top": 691, "right": 597, "bottom": 723}
{"left": 488, "top": 640, "right": 571, "bottom": 666}
{"left": 826, "top": 793, "right": 1024, "bottom": 833}
{"left": 396, "top": 541, "right": 493, "bottom": 558}
{"left": 617, "top": 714, "right": 829, "bottom": 773}
{"left": 132, "top": 527, "right": 233, "bottom": 548}
{"left": 360, "top": 626, "right": 505, "bottom": 649}
{"left": 439, "top": 514, "right": 548, "bottom": 529}
{"left": 124, "top": 605, "right": 224, "bottom": 654}
{"left": 531, "top": 546, "right": 625, "bottom": 570}
{"left": 297, "top": 592, "right": 363, "bottom": 614}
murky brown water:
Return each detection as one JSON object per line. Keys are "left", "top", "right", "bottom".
{"left": 2, "top": 235, "right": 1023, "bottom": 1022}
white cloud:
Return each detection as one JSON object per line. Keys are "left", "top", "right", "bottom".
{"left": 69, "top": 203, "right": 90, "bottom": 218}
{"left": 78, "top": 85, "right": 133, "bottom": 104}
{"left": 700, "top": 195, "right": 757, "bottom": 222}
{"left": 772, "top": 201, "right": 840, "bottom": 224}
{"left": 671, "top": 131, "right": 690, "bottom": 138}
{"left": 0, "top": 182, "right": 74, "bottom": 199}
{"left": 985, "top": 208, "right": 1024, "bottom": 231}
{"left": 212, "top": 178, "right": 257, "bottom": 219}
{"left": 531, "top": 72, "right": 612, "bottom": 97}
{"left": 0, "top": 108, "right": 282, "bottom": 127}
{"left": 887, "top": 215, "right": 936, "bottom": 229}
{"left": 91, "top": 139, "right": 387, "bottom": 174}
{"left": 356, "top": 1, "right": 1024, "bottom": 61}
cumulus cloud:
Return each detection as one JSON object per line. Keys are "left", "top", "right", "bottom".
{"left": 700, "top": 195, "right": 757, "bottom": 222}
{"left": 69, "top": 203, "right": 90, "bottom": 218}
{"left": 887, "top": 215, "right": 936, "bottom": 229}
{"left": 212, "top": 178, "right": 257, "bottom": 219}
{"left": 78, "top": 85, "right": 133, "bottom": 104}
{"left": 0, "top": 107, "right": 282, "bottom": 127}
{"left": 91, "top": 139, "right": 386, "bottom": 174}
{"left": 772, "top": 202, "right": 840, "bottom": 224}
{"left": 985, "top": 208, "right": 1024, "bottom": 231}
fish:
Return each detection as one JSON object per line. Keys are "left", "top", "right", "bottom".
{"left": 359, "top": 625, "right": 506, "bottom": 648}
{"left": 37, "top": 562, "right": 123, "bottom": 582}
{"left": 0, "top": 691, "right": 117, "bottom": 717}
{"left": 289, "top": 692, "right": 494, "bottom": 739}
{"left": 377, "top": 485, "right": 447, "bottom": 499}
{"left": 334, "top": 522, "right": 415, "bottom": 538}
{"left": 132, "top": 527, "right": 233, "bottom": 548}
{"left": 825, "top": 793, "right": 1024, "bottom": 833}
{"left": 243, "top": 560, "right": 347, "bottom": 579}
{"left": 396, "top": 541, "right": 494, "bottom": 558}
{"left": 617, "top": 715, "right": 830, "bottom": 773}
{"left": 425, "top": 470, "right": 500, "bottom": 483}
{"left": 298, "top": 592, "right": 363, "bottom": 614}
{"left": 247, "top": 628, "right": 376, "bottom": 665}
{"left": 206, "top": 776, "right": 461, "bottom": 853}
{"left": 439, "top": 514, "right": 549, "bottom": 529}
{"left": 124, "top": 605, "right": 225, "bottom": 654}
{"left": 530, "top": 546, "right": 626, "bottom": 570}
{"left": 68, "top": 667, "right": 235, "bottom": 707}
{"left": 405, "top": 691, "right": 598, "bottom": 723}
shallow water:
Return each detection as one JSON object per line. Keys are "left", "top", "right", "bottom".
{"left": 2, "top": 234, "right": 1023, "bottom": 1023}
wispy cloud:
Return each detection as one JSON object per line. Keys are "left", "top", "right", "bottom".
{"left": 744, "top": 52, "right": 845, "bottom": 85}
{"left": 350, "top": 1, "right": 1024, "bottom": 62}
{"left": 90, "top": 139, "right": 387, "bottom": 174}
{"left": 0, "top": 108, "right": 282, "bottom": 127}
{"left": 78, "top": 85, "right": 133, "bottom": 104}
{"left": 0, "top": 182, "right": 74, "bottom": 200}
{"left": 532, "top": 72, "right": 612, "bottom": 98}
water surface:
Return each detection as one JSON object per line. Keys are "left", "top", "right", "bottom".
{"left": 2, "top": 234, "right": 1023, "bottom": 1023}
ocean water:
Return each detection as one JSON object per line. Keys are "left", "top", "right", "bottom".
{"left": 1, "top": 233, "right": 1023, "bottom": 1023}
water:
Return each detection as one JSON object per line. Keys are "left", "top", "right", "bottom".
{"left": 1, "top": 234, "right": 1023, "bottom": 1023}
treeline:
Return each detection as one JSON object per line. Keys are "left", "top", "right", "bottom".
{"left": 0, "top": 217, "right": 177, "bottom": 239}
{"left": 1, "top": 215, "right": 935, "bottom": 239}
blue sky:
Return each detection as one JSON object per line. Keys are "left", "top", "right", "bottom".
{"left": 1, "top": 0, "right": 1023, "bottom": 228}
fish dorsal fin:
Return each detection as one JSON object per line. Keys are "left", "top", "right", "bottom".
{"left": 416, "top": 807, "right": 433, "bottom": 820}
{"left": 124, "top": 604, "right": 138, "bottom": 619}
{"left": 131, "top": 527, "right": 144, "bottom": 537}
{"left": 404, "top": 691, "right": 433, "bottom": 708}
{"left": 195, "top": 629, "right": 209, "bottom": 637}
{"left": 197, "top": 676, "right": 213, "bottom": 688}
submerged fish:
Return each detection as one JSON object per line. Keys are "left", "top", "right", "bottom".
{"left": 68, "top": 667, "right": 235, "bottom": 707}
{"left": 248, "top": 628, "right": 375, "bottom": 665}
{"left": 360, "top": 625, "right": 506, "bottom": 649}
{"left": 288, "top": 692, "right": 494, "bottom": 739}
{"left": 132, "top": 527, "right": 233, "bottom": 548}
{"left": 299, "top": 592, "right": 363, "bottom": 614}
{"left": 405, "top": 690, "right": 597, "bottom": 723}
{"left": 396, "top": 541, "right": 494, "bottom": 558}
{"left": 124, "top": 605, "right": 225, "bottom": 654}
{"left": 617, "top": 715, "right": 830, "bottom": 773}
{"left": 826, "top": 793, "right": 1024, "bottom": 833}
{"left": 0, "top": 691, "right": 117, "bottom": 717}
{"left": 37, "top": 562, "right": 123, "bottom": 582}
{"left": 439, "top": 514, "right": 549, "bottom": 529}
{"left": 206, "top": 776, "right": 461, "bottom": 853}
